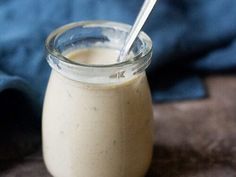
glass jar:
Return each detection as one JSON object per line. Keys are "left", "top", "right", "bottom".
{"left": 43, "top": 21, "right": 153, "bottom": 177}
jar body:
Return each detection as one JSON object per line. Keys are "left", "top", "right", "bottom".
{"left": 42, "top": 70, "right": 153, "bottom": 177}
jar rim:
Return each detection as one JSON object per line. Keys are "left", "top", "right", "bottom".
{"left": 45, "top": 20, "right": 152, "bottom": 69}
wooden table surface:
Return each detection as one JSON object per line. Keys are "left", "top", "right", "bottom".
{"left": 1, "top": 75, "right": 236, "bottom": 177}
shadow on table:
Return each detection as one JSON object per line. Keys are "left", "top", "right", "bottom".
{"left": 146, "top": 144, "right": 236, "bottom": 177}
{"left": 0, "top": 89, "right": 41, "bottom": 172}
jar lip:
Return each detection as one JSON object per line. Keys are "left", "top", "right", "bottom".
{"left": 45, "top": 20, "right": 152, "bottom": 69}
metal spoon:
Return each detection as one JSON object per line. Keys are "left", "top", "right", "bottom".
{"left": 118, "top": 0, "right": 158, "bottom": 62}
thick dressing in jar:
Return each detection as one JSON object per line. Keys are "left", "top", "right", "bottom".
{"left": 43, "top": 48, "right": 153, "bottom": 177}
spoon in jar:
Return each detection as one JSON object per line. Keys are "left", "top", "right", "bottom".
{"left": 117, "top": 0, "right": 158, "bottom": 62}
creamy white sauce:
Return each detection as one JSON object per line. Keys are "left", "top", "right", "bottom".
{"left": 43, "top": 48, "right": 153, "bottom": 177}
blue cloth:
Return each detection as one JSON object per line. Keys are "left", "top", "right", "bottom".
{"left": 0, "top": 0, "right": 236, "bottom": 121}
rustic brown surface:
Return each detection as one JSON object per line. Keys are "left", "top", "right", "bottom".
{"left": 1, "top": 75, "right": 236, "bottom": 177}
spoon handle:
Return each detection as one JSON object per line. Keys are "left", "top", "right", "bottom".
{"left": 118, "top": 0, "right": 158, "bottom": 62}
